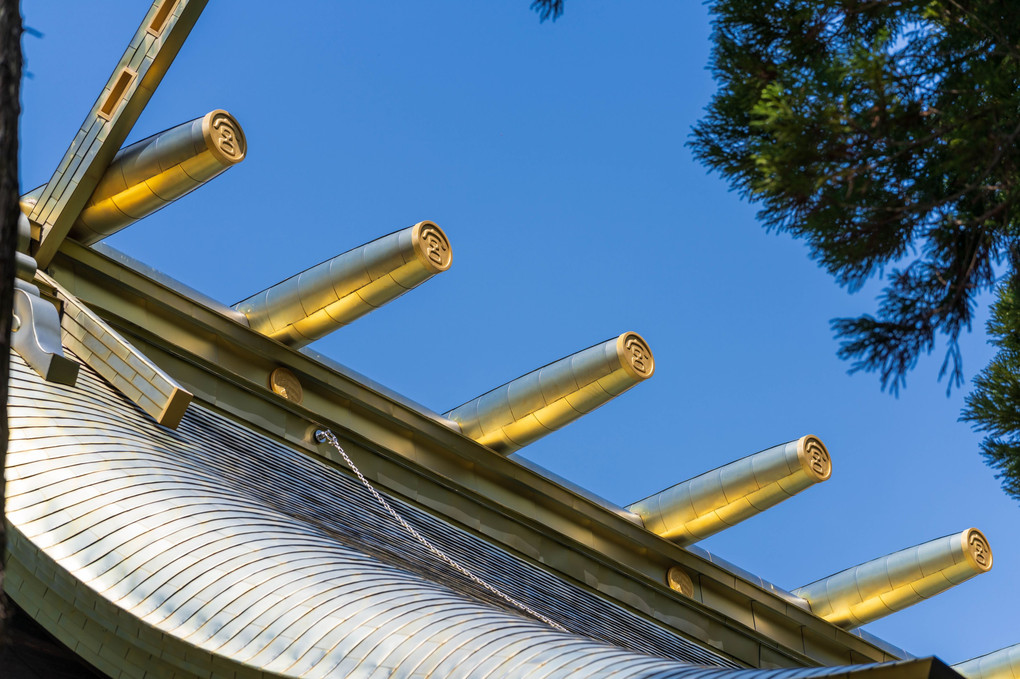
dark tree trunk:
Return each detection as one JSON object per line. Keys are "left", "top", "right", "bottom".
{"left": 0, "top": 0, "right": 20, "bottom": 650}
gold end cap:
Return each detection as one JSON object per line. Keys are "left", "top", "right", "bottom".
{"left": 615, "top": 331, "right": 654, "bottom": 380}
{"left": 157, "top": 386, "right": 193, "bottom": 429}
{"left": 666, "top": 566, "right": 694, "bottom": 597}
{"left": 411, "top": 220, "right": 453, "bottom": 273}
{"left": 796, "top": 435, "right": 832, "bottom": 482}
{"left": 962, "top": 527, "right": 992, "bottom": 572}
{"left": 201, "top": 109, "right": 247, "bottom": 165}
{"left": 269, "top": 367, "right": 303, "bottom": 404}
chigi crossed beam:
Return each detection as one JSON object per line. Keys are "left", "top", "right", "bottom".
{"left": 8, "top": 3, "right": 1020, "bottom": 679}
{"left": 28, "top": 0, "right": 207, "bottom": 268}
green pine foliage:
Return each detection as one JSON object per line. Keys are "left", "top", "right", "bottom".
{"left": 531, "top": 0, "right": 564, "bottom": 22}
{"left": 963, "top": 277, "right": 1020, "bottom": 500}
{"left": 690, "top": 0, "right": 1020, "bottom": 498}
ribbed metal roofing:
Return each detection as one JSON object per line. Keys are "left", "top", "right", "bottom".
{"left": 5, "top": 350, "right": 960, "bottom": 679}
{"left": 7, "top": 353, "right": 740, "bottom": 677}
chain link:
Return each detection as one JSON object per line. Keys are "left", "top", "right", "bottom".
{"left": 316, "top": 429, "right": 568, "bottom": 633}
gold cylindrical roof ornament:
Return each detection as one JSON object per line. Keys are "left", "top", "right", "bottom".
{"left": 626, "top": 436, "right": 831, "bottom": 546}
{"left": 234, "top": 221, "right": 451, "bottom": 347}
{"left": 444, "top": 332, "right": 654, "bottom": 455}
{"left": 48, "top": 109, "right": 246, "bottom": 244}
{"left": 793, "top": 528, "right": 993, "bottom": 629}
{"left": 953, "top": 643, "right": 1020, "bottom": 679}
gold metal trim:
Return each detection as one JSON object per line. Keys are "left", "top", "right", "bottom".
{"left": 6, "top": 354, "right": 942, "bottom": 678}
{"left": 793, "top": 528, "right": 993, "bottom": 629}
{"left": 797, "top": 435, "right": 832, "bottom": 482}
{"left": 67, "top": 109, "right": 246, "bottom": 245}
{"left": 666, "top": 566, "right": 695, "bottom": 598}
{"left": 627, "top": 436, "right": 831, "bottom": 545}
{"left": 146, "top": 0, "right": 180, "bottom": 37}
{"left": 38, "top": 271, "right": 193, "bottom": 428}
{"left": 200, "top": 108, "right": 247, "bottom": 165}
{"left": 411, "top": 220, "right": 452, "bottom": 272}
{"left": 97, "top": 67, "right": 137, "bottom": 121}
{"left": 444, "top": 332, "right": 654, "bottom": 454}
{"left": 961, "top": 526, "right": 993, "bottom": 572}
{"left": 43, "top": 239, "right": 910, "bottom": 668}
{"left": 30, "top": 0, "right": 209, "bottom": 268}
{"left": 616, "top": 332, "right": 655, "bottom": 380}
{"left": 234, "top": 222, "right": 451, "bottom": 347}
{"left": 269, "top": 367, "right": 303, "bottom": 404}
{"left": 953, "top": 643, "right": 1020, "bottom": 679}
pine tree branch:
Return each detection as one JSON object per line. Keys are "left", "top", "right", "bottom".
{"left": 530, "top": 0, "right": 564, "bottom": 22}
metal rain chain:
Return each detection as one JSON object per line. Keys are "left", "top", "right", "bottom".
{"left": 314, "top": 428, "right": 568, "bottom": 633}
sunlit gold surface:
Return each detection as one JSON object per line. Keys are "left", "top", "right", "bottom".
{"left": 954, "top": 643, "right": 1020, "bottom": 679}
{"left": 11, "top": 0, "right": 980, "bottom": 675}
{"left": 444, "top": 332, "right": 654, "bottom": 455}
{"left": 234, "top": 221, "right": 451, "bottom": 346}
{"left": 793, "top": 528, "right": 993, "bottom": 629}
{"left": 627, "top": 436, "right": 831, "bottom": 546}
{"left": 38, "top": 271, "right": 192, "bottom": 428}
{"left": 14, "top": 1, "right": 1000, "bottom": 673}
{"left": 29, "top": 0, "right": 210, "bottom": 267}
{"left": 55, "top": 109, "right": 246, "bottom": 244}
{"left": 667, "top": 566, "right": 695, "bottom": 598}
{"left": 6, "top": 352, "right": 753, "bottom": 679}
{"left": 269, "top": 366, "right": 303, "bottom": 404}
{"left": 8, "top": 350, "right": 946, "bottom": 678}
{"left": 40, "top": 240, "right": 920, "bottom": 669}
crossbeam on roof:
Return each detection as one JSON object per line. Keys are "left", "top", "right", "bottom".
{"left": 30, "top": 0, "right": 208, "bottom": 267}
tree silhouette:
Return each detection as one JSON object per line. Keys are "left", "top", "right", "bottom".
{"left": 690, "top": 0, "right": 1020, "bottom": 499}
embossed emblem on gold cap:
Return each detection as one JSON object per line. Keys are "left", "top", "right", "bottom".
{"left": 963, "top": 528, "right": 993, "bottom": 572}
{"left": 411, "top": 220, "right": 452, "bottom": 273}
{"left": 202, "top": 109, "right": 247, "bottom": 165}
{"left": 269, "top": 367, "right": 303, "bottom": 404}
{"left": 666, "top": 566, "right": 694, "bottom": 598}
{"left": 797, "top": 435, "right": 832, "bottom": 482}
{"left": 615, "top": 332, "right": 654, "bottom": 380}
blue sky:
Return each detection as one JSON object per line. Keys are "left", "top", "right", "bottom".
{"left": 19, "top": 1, "right": 1019, "bottom": 664}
